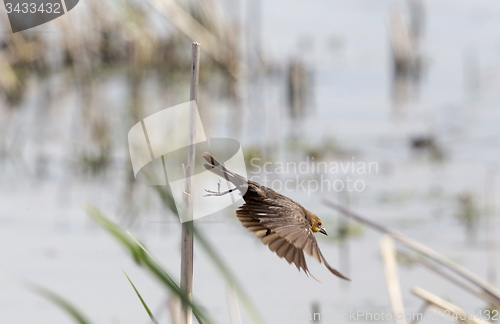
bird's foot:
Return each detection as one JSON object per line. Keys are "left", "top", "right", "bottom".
{"left": 204, "top": 188, "right": 236, "bottom": 197}
{"left": 203, "top": 180, "right": 237, "bottom": 197}
{"left": 203, "top": 188, "right": 225, "bottom": 197}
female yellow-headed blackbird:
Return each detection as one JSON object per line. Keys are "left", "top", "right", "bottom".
{"left": 203, "top": 152, "right": 349, "bottom": 281}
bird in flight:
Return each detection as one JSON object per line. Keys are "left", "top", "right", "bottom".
{"left": 202, "top": 152, "right": 349, "bottom": 281}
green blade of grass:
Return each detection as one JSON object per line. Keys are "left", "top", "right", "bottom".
{"left": 125, "top": 231, "right": 210, "bottom": 324}
{"left": 86, "top": 204, "right": 214, "bottom": 324}
{"left": 123, "top": 270, "right": 159, "bottom": 324}
{"left": 25, "top": 282, "right": 92, "bottom": 324}
{"left": 127, "top": 231, "right": 179, "bottom": 291}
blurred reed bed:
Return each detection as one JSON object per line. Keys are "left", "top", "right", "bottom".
{"left": 0, "top": 0, "right": 256, "bottom": 221}
{"left": 0, "top": 0, "right": 320, "bottom": 225}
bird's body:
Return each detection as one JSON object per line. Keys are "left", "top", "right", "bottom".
{"left": 202, "top": 152, "right": 349, "bottom": 281}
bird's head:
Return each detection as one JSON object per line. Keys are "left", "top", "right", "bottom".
{"left": 310, "top": 215, "right": 328, "bottom": 236}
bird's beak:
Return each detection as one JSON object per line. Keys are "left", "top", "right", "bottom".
{"left": 319, "top": 227, "right": 328, "bottom": 236}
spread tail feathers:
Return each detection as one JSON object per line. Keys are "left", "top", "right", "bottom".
{"left": 320, "top": 250, "right": 350, "bottom": 281}
{"left": 202, "top": 152, "right": 247, "bottom": 188}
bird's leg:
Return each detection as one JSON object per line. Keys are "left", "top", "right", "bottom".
{"left": 204, "top": 179, "right": 237, "bottom": 197}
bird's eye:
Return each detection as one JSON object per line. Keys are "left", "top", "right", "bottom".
{"left": 317, "top": 222, "right": 322, "bottom": 227}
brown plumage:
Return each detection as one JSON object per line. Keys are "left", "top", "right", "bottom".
{"left": 202, "top": 152, "right": 350, "bottom": 281}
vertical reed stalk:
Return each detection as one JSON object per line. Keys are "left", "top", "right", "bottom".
{"left": 380, "top": 235, "right": 406, "bottom": 324}
{"left": 181, "top": 42, "right": 201, "bottom": 324}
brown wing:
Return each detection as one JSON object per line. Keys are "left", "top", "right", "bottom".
{"left": 236, "top": 185, "right": 349, "bottom": 280}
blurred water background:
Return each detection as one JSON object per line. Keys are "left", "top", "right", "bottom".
{"left": 1, "top": 0, "right": 500, "bottom": 323}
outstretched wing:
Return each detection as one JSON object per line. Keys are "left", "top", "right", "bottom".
{"left": 236, "top": 201, "right": 316, "bottom": 278}
{"left": 236, "top": 185, "right": 349, "bottom": 280}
